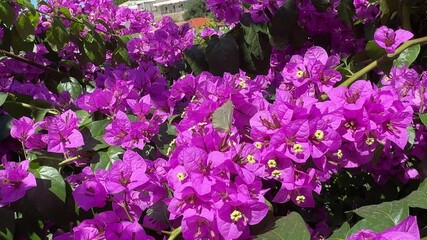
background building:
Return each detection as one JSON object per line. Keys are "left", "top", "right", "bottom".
{"left": 120, "top": 0, "right": 187, "bottom": 22}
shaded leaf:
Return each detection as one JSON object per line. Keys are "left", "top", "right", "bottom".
{"left": 15, "top": 11, "right": 37, "bottom": 42}
{"left": 206, "top": 35, "right": 239, "bottom": 76}
{"left": 46, "top": 18, "right": 70, "bottom": 52}
{"left": 184, "top": 44, "right": 208, "bottom": 75}
{"left": 0, "top": 208, "right": 14, "bottom": 240}
{"left": 338, "top": 0, "right": 355, "bottom": 27}
{"left": 90, "top": 146, "right": 123, "bottom": 171}
{"left": 0, "top": 2, "right": 14, "bottom": 27}
{"left": 365, "top": 40, "right": 386, "bottom": 60}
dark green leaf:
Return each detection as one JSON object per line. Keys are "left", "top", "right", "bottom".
{"left": 311, "top": 0, "right": 330, "bottom": 12}
{"left": 184, "top": 45, "right": 208, "bottom": 75}
{"left": 328, "top": 222, "right": 350, "bottom": 240}
{"left": 338, "top": 0, "right": 355, "bottom": 27}
{"left": 255, "top": 212, "right": 310, "bottom": 240}
{"left": 82, "top": 119, "right": 111, "bottom": 151}
{"left": 146, "top": 201, "right": 169, "bottom": 225}
{"left": 0, "top": 208, "right": 14, "bottom": 240}
{"left": 0, "top": 114, "right": 13, "bottom": 141}
{"left": 32, "top": 166, "right": 66, "bottom": 202}
{"left": 365, "top": 40, "right": 386, "bottom": 60}
{"left": 395, "top": 44, "right": 421, "bottom": 67}
{"left": 268, "top": 0, "right": 307, "bottom": 50}
{"left": 205, "top": 35, "right": 239, "bottom": 76}
{"left": 11, "top": 27, "right": 34, "bottom": 54}
{"left": 212, "top": 100, "right": 234, "bottom": 133}
{"left": 0, "top": 2, "right": 14, "bottom": 27}
{"left": 379, "top": 0, "right": 399, "bottom": 23}
{"left": 91, "top": 146, "right": 123, "bottom": 171}
{"left": 83, "top": 32, "right": 106, "bottom": 65}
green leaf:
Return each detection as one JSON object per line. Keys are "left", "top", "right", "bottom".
{"left": 395, "top": 44, "right": 420, "bottom": 67}
{"left": 57, "top": 77, "right": 83, "bottom": 99}
{"left": 15, "top": 12, "right": 37, "bottom": 42}
{"left": 205, "top": 35, "right": 240, "bottom": 76}
{"left": 32, "top": 166, "right": 66, "bottom": 202}
{"left": 83, "top": 32, "right": 106, "bottom": 65}
{"left": 11, "top": 27, "right": 34, "bottom": 54}
{"left": 338, "top": 0, "right": 355, "bottom": 27}
{"left": 0, "top": 92, "right": 7, "bottom": 106}
{"left": 0, "top": 2, "right": 14, "bottom": 27}
{"left": 351, "top": 200, "right": 409, "bottom": 233}
{"left": 212, "top": 100, "right": 234, "bottom": 133}
{"left": 91, "top": 146, "right": 123, "bottom": 171}
{"left": 328, "top": 222, "right": 350, "bottom": 240}
{"left": 404, "top": 179, "right": 427, "bottom": 209}
{"left": 405, "top": 126, "right": 415, "bottom": 150}
{"left": 46, "top": 19, "right": 70, "bottom": 52}
{"left": 240, "top": 14, "right": 272, "bottom": 75}
{"left": 82, "top": 119, "right": 111, "bottom": 151}
{"left": 365, "top": 40, "right": 386, "bottom": 60}
{"left": 255, "top": 212, "right": 310, "bottom": 240}
{"left": 419, "top": 113, "right": 427, "bottom": 127}
{"left": 76, "top": 110, "right": 92, "bottom": 127}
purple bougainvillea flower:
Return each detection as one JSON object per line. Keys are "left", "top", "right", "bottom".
{"left": 0, "top": 160, "right": 36, "bottom": 207}
{"left": 374, "top": 26, "right": 414, "bottom": 54}
{"left": 72, "top": 179, "right": 108, "bottom": 211}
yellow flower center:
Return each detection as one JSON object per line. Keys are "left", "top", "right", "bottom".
{"left": 254, "top": 142, "right": 262, "bottom": 149}
{"left": 365, "top": 137, "right": 375, "bottom": 145}
{"left": 246, "top": 154, "right": 255, "bottom": 164}
{"left": 238, "top": 79, "right": 247, "bottom": 88}
{"left": 293, "top": 143, "right": 303, "bottom": 153}
{"left": 272, "top": 169, "right": 281, "bottom": 178}
{"left": 314, "top": 130, "right": 324, "bottom": 141}
{"left": 296, "top": 70, "right": 304, "bottom": 78}
{"left": 177, "top": 172, "right": 186, "bottom": 181}
{"left": 335, "top": 149, "right": 343, "bottom": 159}
{"left": 230, "top": 210, "right": 243, "bottom": 222}
{"left": 296, "top": 195, "right": 306, "bottom": 204}
{"left": 267, "top": 159, "right": 277, "bottom": 168}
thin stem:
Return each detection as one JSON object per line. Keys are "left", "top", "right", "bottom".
{"left": 0, "top": 49, "right": 65, "bottom": 75}
{"left": 58, "top": 156, "right": 80, "bottom": 166}
{"left": 339, "top": 35, "right": 427, "bottom": 88}
{"left": 6, "top": 101, "right": 59, "bottom": 115}
{"left": 167, "top": 227, "right": 182, "bottom": 240}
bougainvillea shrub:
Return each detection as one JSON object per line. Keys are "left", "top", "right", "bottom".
{"left": 1, "top": 0, "right": 427, "bottom": 239}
